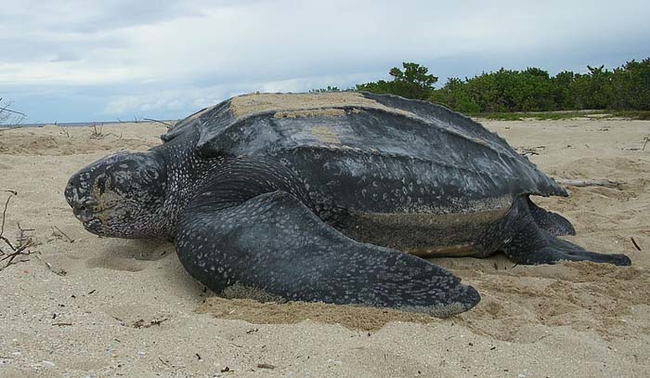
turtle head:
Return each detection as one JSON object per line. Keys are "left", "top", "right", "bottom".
{"left": 65, "top": 151, "right": 168, "bottom": 239}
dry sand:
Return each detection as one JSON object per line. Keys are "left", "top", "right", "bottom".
{"left": 0, "top": 118, "right": 649, "bottom": 377}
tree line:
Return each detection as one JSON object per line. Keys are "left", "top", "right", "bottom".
{"left": 318, "top": 59, "right": 650, "bottom": 114}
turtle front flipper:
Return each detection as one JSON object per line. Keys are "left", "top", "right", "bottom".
{"left": 176, "top": 190, "right": 480, "bottom": 317}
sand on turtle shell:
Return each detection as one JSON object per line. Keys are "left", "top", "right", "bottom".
{"left": 0, "top": 118, "right": 649, "bottom": 377}
{"left": 229, "top": 92, "right": 417, "bottom": 119}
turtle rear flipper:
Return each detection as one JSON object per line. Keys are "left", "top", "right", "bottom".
{"left": 527, "top": 197, "right": 576, "bottom": 236}
{"left": 176, "top": 190, "right": 480, "bottom": 317}
{"left": 504, "top": 200, "right": 631, "bottom": 266}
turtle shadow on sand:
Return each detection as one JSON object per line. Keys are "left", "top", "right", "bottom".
{"left": 64, "top": 92, "right": 632, "bottom": 318}
{"left": 85, "top": 239, "right": 170, "bottom": 272}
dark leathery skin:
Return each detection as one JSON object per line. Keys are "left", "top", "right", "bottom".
{"left": 178, "top": 190, "right": 481, "bottom": 317}
{"left": 64, "top": 92, "right": 631, "bottom": 318}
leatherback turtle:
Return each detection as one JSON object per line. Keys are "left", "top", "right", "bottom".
{"left": 65, "top": 92, "right": 631, "bottom": 317}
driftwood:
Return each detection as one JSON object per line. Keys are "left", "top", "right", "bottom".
{"left": 555, "top": 179, "right": 623, "bottom": 189}
{"left": 0, "top": 191, "right": 35, "bottom": 269}
{"left": 89, "top": 123, "right": 121, "bottom": 140}
{"left": 143, "top": 118, "right": 175, "bottom": 128}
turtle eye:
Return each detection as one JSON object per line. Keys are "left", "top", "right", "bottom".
{"left": 141, "top": 168, "right": 159, "bottom": 182}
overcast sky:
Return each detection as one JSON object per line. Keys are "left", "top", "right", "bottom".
{"left": 2, "top": 0, "right": 649, "bottom": 123}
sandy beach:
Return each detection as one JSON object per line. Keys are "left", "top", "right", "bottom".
{"left": 1, "top": 118, "right": 649, "bottom": 377}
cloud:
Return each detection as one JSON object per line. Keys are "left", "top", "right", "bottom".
{"left": 2, "top": 0, "right": 649, "bottom": 122}
{"left": 102, "top": 71, "right": 379, "bottom": 117}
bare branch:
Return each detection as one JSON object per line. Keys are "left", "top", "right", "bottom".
{"left": 51, "top": 226, "right": 74, "bottom": 243}
{"left": 59, "top": 125, "right": 70, "bottom": 138}
{"left": 0, "top": 191, "right": 35, "bottom": 270}
{"left": 143, "top": 118, "right": 173, "bottom": 127}
{"left": 0, "top": 107, "right": 27, "bottom": 117}
{"left": 0, "top": 98, "right": 27, "bottom": 125}
{"left": 0, "top": 194, "right": 13, "bottom": 239}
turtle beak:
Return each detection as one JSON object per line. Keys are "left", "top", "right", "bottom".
{"left": 71, "top": 199, "right": 98, "bottom": 223}
{"left": 65, "top": 174, "right": 98, "bottom": 223}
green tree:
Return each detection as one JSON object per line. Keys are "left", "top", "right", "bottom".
{"left": 430, "top": 77, "right": 480, "bottom": 113}
{"left": 551, "top": 71, "right": 576, "bottom": 109}
{"left": 353, "top": 57, "right": 650, "bottom": 114}
{"left": 356, "top": 62, "right": 438, "bottom": 100}
{"left": 611, "top": 59, "right": 650, "bottom": 110}
{"left": 570, "top": 65, "right": 615, "bottom": 109}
